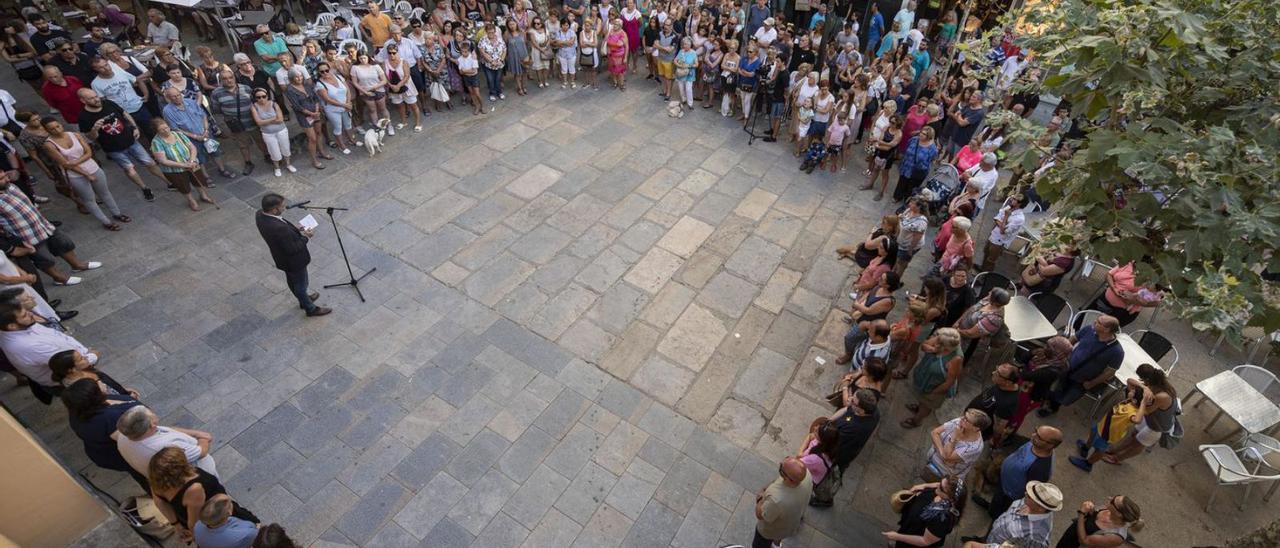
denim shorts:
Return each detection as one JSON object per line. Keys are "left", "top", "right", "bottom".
{"left": 105, "top": 142, "right": 156, "bottom": 169}
{"left": 771, "top": 101, "right": 786, "bottom": 118}
{"left": 324, "top": 109, "right": 353, "bottom": 136}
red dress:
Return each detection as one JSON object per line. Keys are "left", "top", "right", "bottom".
{"left": 622, "top": 10, "right": 642, "bottom": 53}
{"left": 900, "top": 108, "right": 931, "bottom": 154}
{"left": 607, "top": 32, "right": 627, "bottom": 75}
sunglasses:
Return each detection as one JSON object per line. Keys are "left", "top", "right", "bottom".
{"left": 318, "top": 69, "right": 331, "bottom": 73}
{"left": 254, "top": 94, "right": 268, "bottom": 98}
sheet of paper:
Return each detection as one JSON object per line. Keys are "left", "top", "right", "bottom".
{"left": 299, "top": 214, "right": 319, "bottom": 231}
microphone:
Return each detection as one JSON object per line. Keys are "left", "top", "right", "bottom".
{"left": 285, "top": 200, "right": 311, "bottom": 209}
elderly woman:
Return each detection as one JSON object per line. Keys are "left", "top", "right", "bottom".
{"left": 383, "top": 44, "right": 422, "bottom": 132}
{"left": 477, "top": 22, "right": 507, "bottom": 102}
{"left": 150, "top": 119, "right": 217, "bottom": 210}
{"left": 932, "top": 216, "right": 973, "bottom": 277}
{"left": 421, "top": 32, "right": 450, "bottom": 110}
{"left": 150, "top": 447, "right": 259, "bottom": 545}
{"left": 954, "top": 288, "right": 1010, "bottom": 364}
{"left": 673, "top": 36, "right": 699, "bottom": 109}
{"left": 923, "top": 408, "right": 989, "bottom": 481}
{"left": 903, "top": 328, "right": 964, "bottom": 428}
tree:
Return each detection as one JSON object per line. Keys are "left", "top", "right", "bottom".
{"left": 1002, "top": 0, "right": 1280, "bottom": 342}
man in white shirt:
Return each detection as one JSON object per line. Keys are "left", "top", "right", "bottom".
{"left": 376, "top": 24, "right": 421, "bottom": 66}
{"left": 332, "top": 17, "right": 355, "bottom": 42}
{"left": 146, "top": 9, "right": 181, "bottom": 47}
{"left": 753, "top": 17, "right": 778, "bottom": 47}
{"left": 905, "top": 20, "right": 927, "bottom": 53}
{"left": 0, "top": 301, "right": 96, "bottom": 388}
{"left": 981, "top": 194, "right": 1026, "bottom": 272}
{"left": 963, "top": 152, "right": 1000, "bottom": 213}
{"left": 892, "top": 0, "right": 916, "bottom": 42}
{"left": 116, "top": 406, "right": 219, "bottom": 480}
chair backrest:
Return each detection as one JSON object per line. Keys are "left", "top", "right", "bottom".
{"left": 1133, "top": 330, "right": 1173, "bottom": 363}
{"left": 1232, "top": 364, "right": 1278, "bottom": 394}
{"left": 971, "top": 271, "right": 1015, "bottom": 301}
{"left": 1028, "top": 292, "right": 1070, "bottom": 328}
{"left": 1244, "top": 433, "right": 1280, "bottom": 461}
{"left": 316, "top": 12, "right": 337, "bottom": 26}
{"left": 409, "top": 6, "right": 426, "bottom": 21}
{"left": 1068, "top": 309, "right": 1107, "bottom": 337}
{"left": 395, "top": 0, "right": 413, "bottom": 15}
{"left": 339, "top": 38, "right": 369, "bottom": 54}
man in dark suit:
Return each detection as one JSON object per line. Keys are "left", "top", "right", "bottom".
{"left": 255, "top": 193, "right": 331, "bottom": 317}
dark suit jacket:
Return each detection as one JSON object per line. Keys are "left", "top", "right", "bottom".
{"left": 256, "top": 211, "right": 311, "bottom": 272}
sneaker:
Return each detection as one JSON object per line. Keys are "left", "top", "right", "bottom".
{"left": 489, "top": 96, "right": 497, "bottom": 102}
{"left": 32, "top": 195, "right": 50, "bottom": 204}
{"left": 413, "top": 125, "right": 422, "bottom": 132}
{"left": 77, "top": 262, "right": 102, "bottom": 271}
{"left": 1068, "top": 456, "right": 1093, "bottom": 472}
{"left": 342, "top": 148, "right": 352, "bottom": 154}
{"left": 274, "top": 168, "right": 283, "bottom": 177}
{"left": 287, "top": 165, "right": 298, "bottom": 173}
{"left": 387, "top": 126, "right": 395, "bottom": 136}
{"left": 54, "top": 276, "right": 83, "bottom": 286}
{"left": 142, "top": 188, "right": 155, "bottom": 202}
{"left": 499, "top": 93, "right": 506, "bottom": 100}
{"left": 306, "top": 306, "right": 333, "bottom": 317}
{"left": 571, "top": 83, "right": 577, "bottom": 89}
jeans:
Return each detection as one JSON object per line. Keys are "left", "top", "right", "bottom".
{"left": 843, "top": 323, "right": 867, "bottom": 357}
{"left": 1048, "top": 378, "right": 1088, "bottom": 411}
{"left": 284, "top": 267, "right": 316, "bottom": 312}
{"left": 483, "top": 66, "right": 503, "bottom": 97}
{"left": 67, "top": 169, "right": 121, "bottom": 226}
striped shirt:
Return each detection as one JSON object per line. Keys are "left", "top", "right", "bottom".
{"left": 0, "top": 185, "right": 54, "bottom": 246}
{"left": 986, "top": 499, "right": 1053, "bottom": 548}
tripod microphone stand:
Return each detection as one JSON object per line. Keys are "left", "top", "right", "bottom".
{"left": 295, "top": 204, "right": 375, "bottom": 302}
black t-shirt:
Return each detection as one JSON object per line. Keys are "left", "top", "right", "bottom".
{"left": 77, "top": 101, "right": 136, "bottom": 153}
{"left": 788, "top": 46, "right": 816, "bottom": 72}
{"left": 51, "top": 53, "right": 97, "bottom": 83}
{"left": 895, "top": 492, "right": 956, "bottom": 548}
{"left": 237, "top": 70, "right": 274, "bottom": 99}
{"left": 833, "top": 409, "right": 879, "bottom": 469}
{"left": 770, "top": 63, "right": 789, "bottom": 102}
{"left": 643, "top": 24, "right": 660, "bottom": 46}
{"left": 966, "top": 385, "right": 1019, "bottom": 439}
{"left": 943, "top": 283, "right": 974, "bottom": 327}
{"left": 30, "top": 29, "right": 72, "bottom": 57}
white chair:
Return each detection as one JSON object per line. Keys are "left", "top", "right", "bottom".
{"left": 1197, "top": 443, "right": 1280, "bottom": 510}
{"left": 339, "top": 38, "right": 368, "bottom": 54}
{"left": 1232, "top": 364, "right": 1278, "bottom": 393}
{"left": 315, "top": 12, "right": 337, "bottom": 26}
{"left": 394, "top": 0, "right": 413, "bottom": 15}
{"left": 409, "top": 6, "right": 426, "bottom": 21}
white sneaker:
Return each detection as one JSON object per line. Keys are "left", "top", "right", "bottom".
{"left": 395, "top": 123, "right": 405, "bottom": 129}
{"left": 287, "top": 165, "right": 298, "bottom": 173}
{"left": 355, "top": 140, "right": 365, "bottom": 147}
{"left": 76, "top": 262, "right": 102, "bottom": 271}
{"left": 342, "top": 148, "right": 352, "bottom": 154}
{"left": 499, "top": 93, "right": 506, "bottom": 100}
{"left": 274, "top": 168, "right": 282, "bottom": 177}
{"left": 387, "top": 126, "right": 396, "bottom": 136}
{"left": 55, "top": 276, "right": 83, "bottom": 286}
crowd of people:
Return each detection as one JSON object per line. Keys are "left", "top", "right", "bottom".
{"left": 0, "top": 1, "right": 1182, "bottom": 547}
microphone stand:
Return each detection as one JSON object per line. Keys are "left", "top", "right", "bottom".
{"left": 294, "top": 204, "right": 375, "bottom": 302}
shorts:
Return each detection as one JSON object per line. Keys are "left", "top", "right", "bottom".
{"left": 365, "top": 90, "right": 386, "bottom": 101}
{"left": 916, "top": 389, "right": 947, "bottom": 411}
{"left": 389, "top": 88, "right": 418, "bottom": 104}
{"left": 1131, "top": 422, "right": 1163, "bottom": 448}
{"left": 462, "top": 73, "right": 481, "bottom": 88}
{"left": 105, "top": 142, "right": 156, "bottom": 170}
{"left": 897, "top": 246, "right": 919, "bottom": 264}
{"left": 656, "top": 60, "right": 674, "bottom": 79}
{"left": 808, "top": 120, "right": 829, "bottom": 138}
{"left": 770, "top": 101, "right": 786, "bottom": 118}
{"left": 31, "top": 231, "right": 77, "bottom": 270}
{"left": 324, "top": 109, "right": 353, "bottom": 136}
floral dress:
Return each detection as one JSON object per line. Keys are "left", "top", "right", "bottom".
{"left": 606, "top": 31, "right": 626, "bottom": 75}
{"left": 422, "top": 43, "right": 446, "bottom": 84}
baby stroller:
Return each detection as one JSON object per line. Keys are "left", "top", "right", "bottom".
{"left": 799, "top": 142, "right": 828, "bottom": 174}
{"left": 912, "top": 163, "right": 961, "bottom": 223}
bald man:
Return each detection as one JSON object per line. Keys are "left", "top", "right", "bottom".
{"left": 967, "top": 425, "right": 1062, "bottom": 540}
{"left": 40, "top": 66, "right": 86, "bottom": 123}
{"left": 1039, "top": 314, "right": 1124, "bottom": 417}
{"left": 966, "top": 362, "right": 1023, "bottom": 445}
{"left": 754, "top": 456, "right": 812, "bottom": 548}
{"left": 75, "top": 88, "right": 161, "bottom": 201}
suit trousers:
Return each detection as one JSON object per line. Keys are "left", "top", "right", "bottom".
{"left": 284, "top": 267, "right": 316, "bottom": 312}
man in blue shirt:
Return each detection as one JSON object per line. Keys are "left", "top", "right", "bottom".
{"left": 1038, "top": 315, "right": 1124, "bottom": 417}
{"left": 193, "top": 494, "right": 258, "bottom": 548}
{"left": 161, "top": 88, "right": 236, "bottom": 179}
{"left": 967, "top": 425, "right": 1061, "bottom": 542}
{"left": 744, "top": 0, "right": 771, "bottom": 46}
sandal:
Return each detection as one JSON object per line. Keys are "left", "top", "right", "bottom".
{"left": 313, "top": 163, "right": 326, "bottom": 170}
{"left": 112, "top": 214, "right": 132, "bottom": 223}
{"left": 319, "top": 153, "right": 335, "bottom": 160}
{"left": 103, "top": 223, "right": 122, "bottom": 231}
{"left": 900, "top": 418, "right": 921, "bottom": 429}
{"left": 1101, "top": 454, "right": 1123, "bottom": 465}
{"left": 77, "top": 204, "right": 90, "bottom": 215}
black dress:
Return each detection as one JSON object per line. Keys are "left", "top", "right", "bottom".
{"left": 895, "top": 492, "right": 956, "bottom": 548}
{"left": 165, "top": 469, "right": 260, "bottom": 529}
{"left": 1056, "top": 511, "right": 1127, "bottom": 548}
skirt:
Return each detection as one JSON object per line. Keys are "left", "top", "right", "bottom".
{"left": 530, "top": 47, "right": 551, "bottom": 70}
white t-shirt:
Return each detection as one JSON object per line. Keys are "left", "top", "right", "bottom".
{"left": 905, "top": 28, "right": 924, "bottom": 52}
{"left": 966, "top": 165, "right": 999, "bottom": 207}
{"left": 988, "top": 205, "right": 1026, "bottom": 247}
{"left": 275, "top": 64, "right": 309, "bottom": 86}
{"left": 334, "top": 26, "right": 355, "bottom": 41}
{"left": 753, "top": 26, "right": 777, "bottom": 47}
{"left": 117, "top": 427, "right": 220, "bottom": 479}
{"left": 456, "top": 53, "right": 478, "bottom": 73}
{"left": 813, "top": 92, "right": 834, "bottom": 123}
{"left": 0, "top": 90, "right": 18, "bottom": 128}
{"left": 91, "top": 70, "right": 143, "bottom": 113}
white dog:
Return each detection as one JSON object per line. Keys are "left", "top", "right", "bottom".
{"left": 666, "top": 101, "right": 684, "bottom": 118}
{"left": 363, "top": 118, "right": 390, "bottom": 156}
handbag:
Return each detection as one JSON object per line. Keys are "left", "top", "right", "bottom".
{"left": 807, "top": 453, "right": 838, "bottom": 507}
{"left": 890, "top": 489, "right": 915, "bottom": 513}
{"left": 224, "top": 86, "right": 246, "bottom": 132}
{"left": 675, "top": 65, "right": 690, "bottom": 79}
{"left": 430, "top": 81, "right": 451, "bottom": 102}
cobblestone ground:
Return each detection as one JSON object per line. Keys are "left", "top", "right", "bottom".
{"left": 2, "top": 77, "right": 1274, "bottom": 548}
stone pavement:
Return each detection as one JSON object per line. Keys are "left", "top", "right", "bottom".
{"left": 5, "top": 77, "right": 1275, "bottom": 548}
{"left": 2, "top": 81, "right": 894, "bottom": 547}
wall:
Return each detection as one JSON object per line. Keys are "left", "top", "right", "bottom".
{"left": 0, "top": 407, "right": 108, "bottom": 547}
